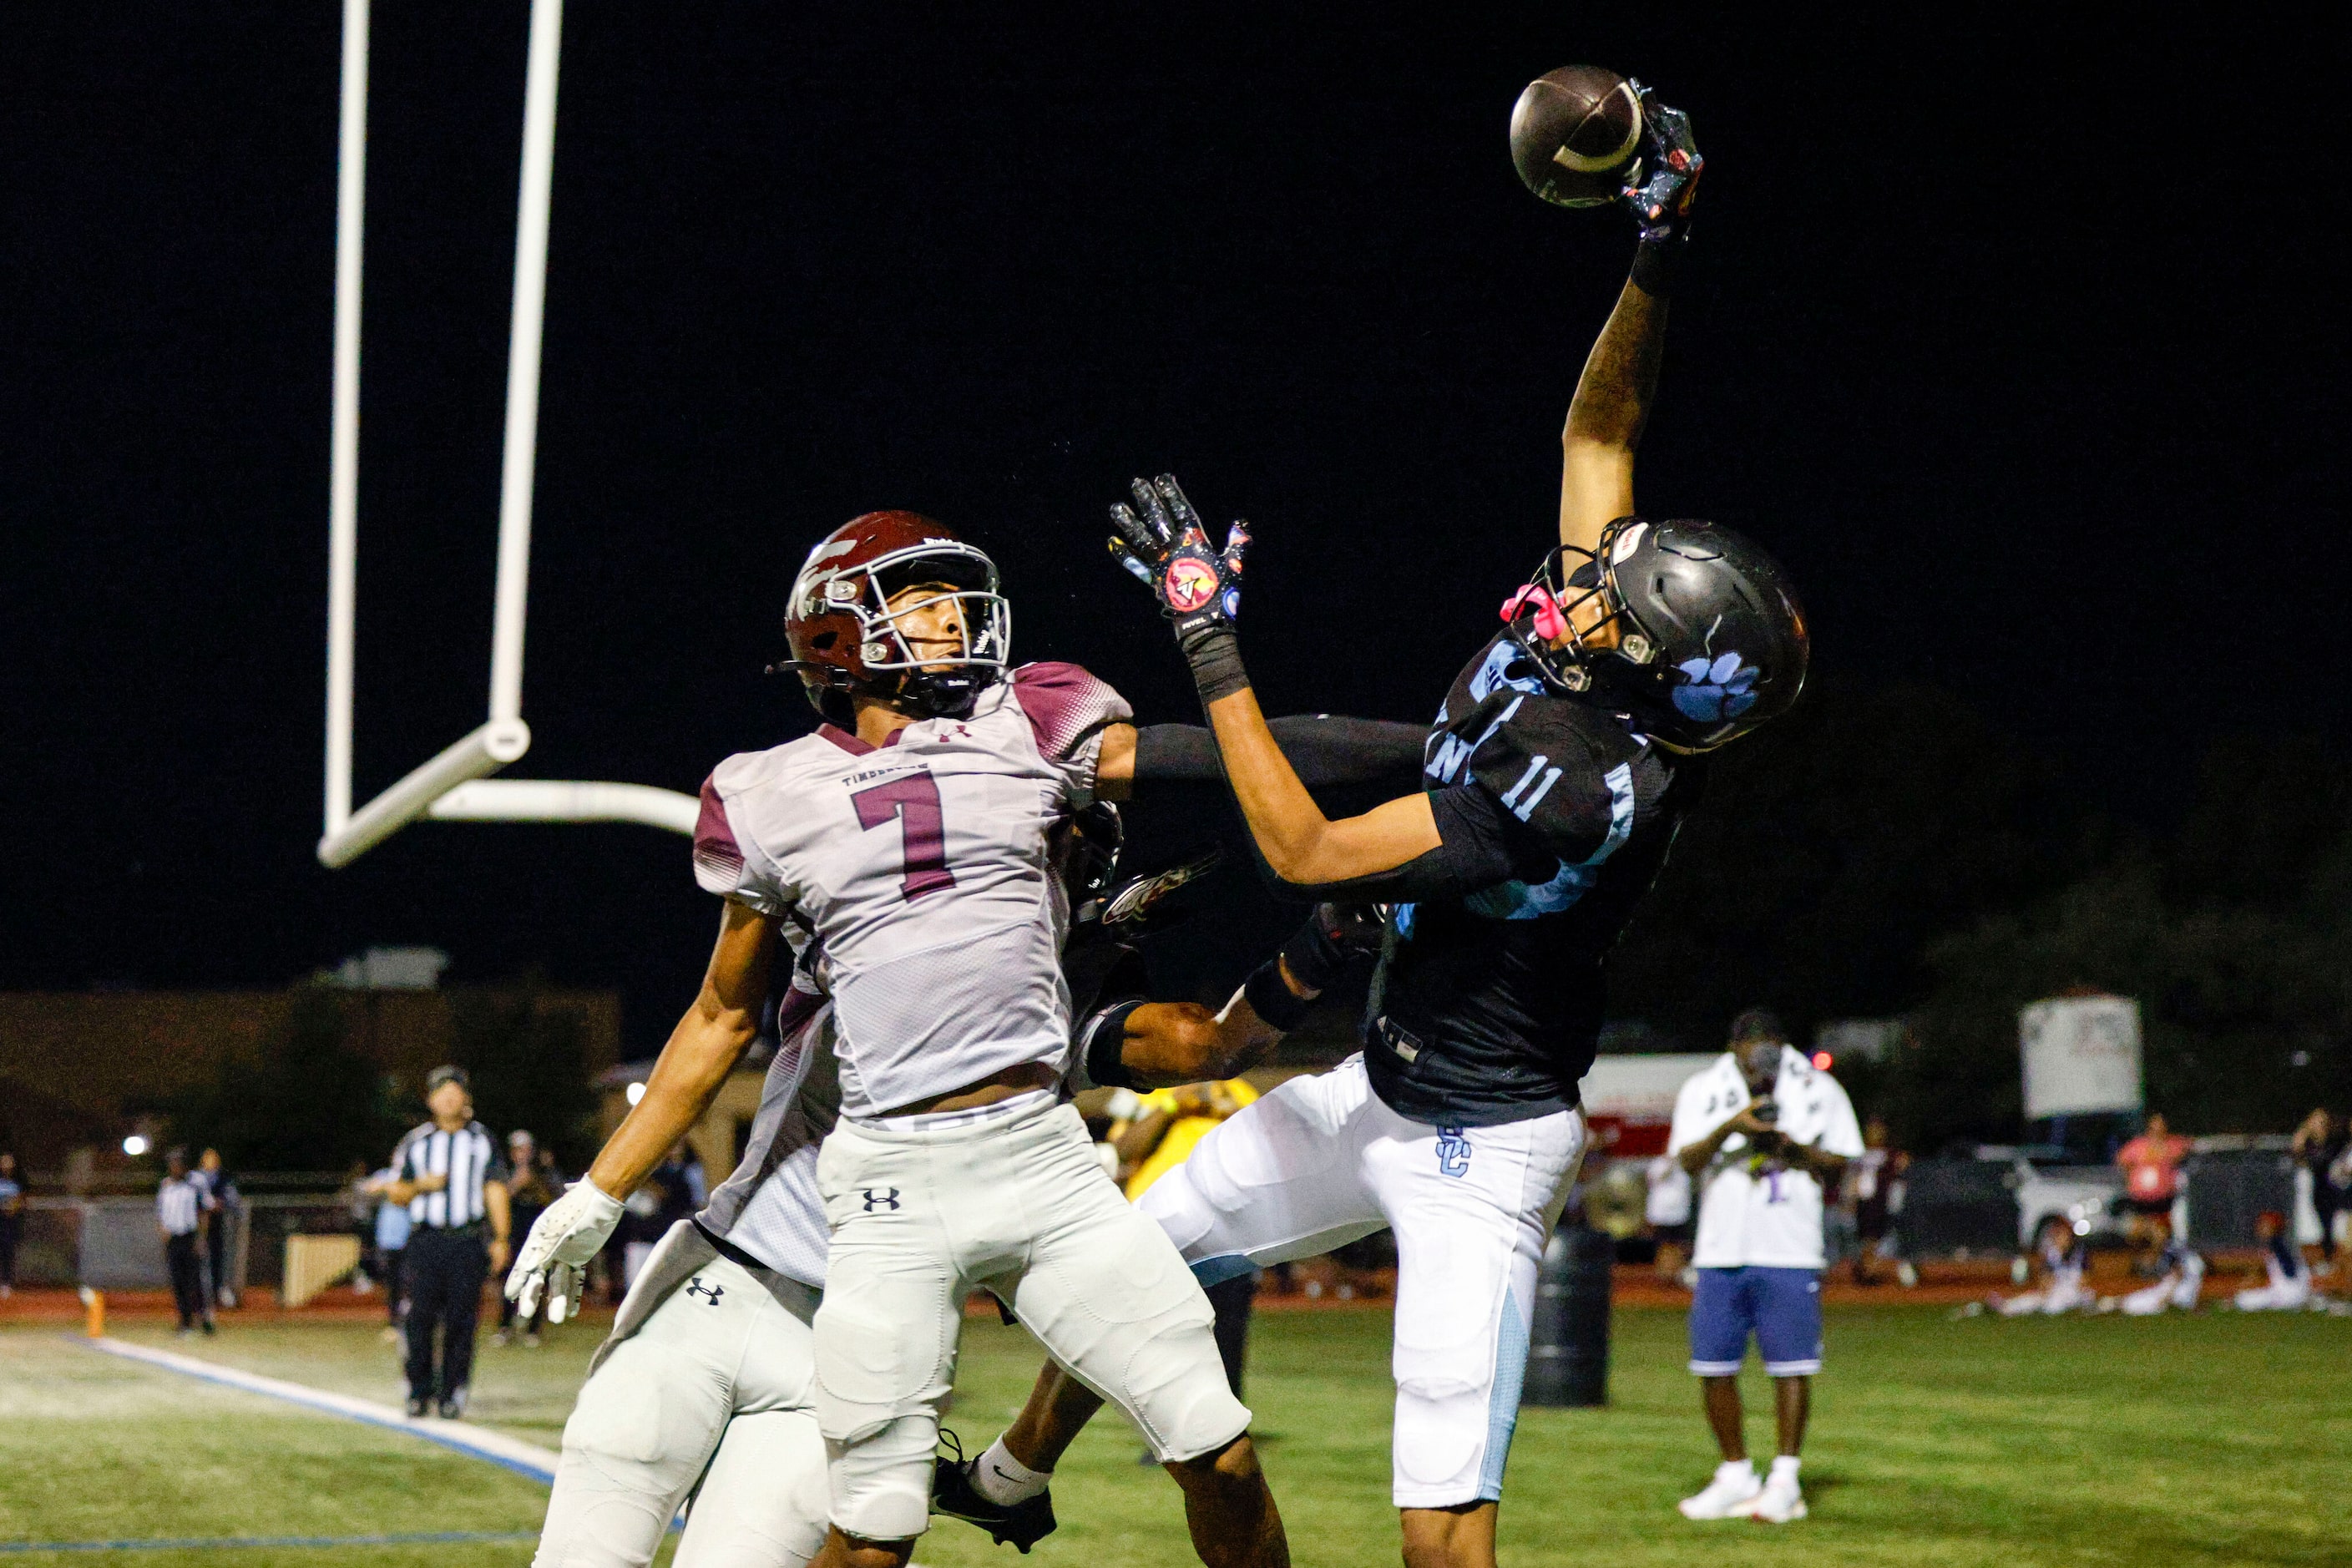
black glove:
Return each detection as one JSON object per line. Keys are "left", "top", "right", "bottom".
{"left": 1108, "top": 474, "right": 1252, "bottom": 704}
{"left": 1620, "top": 81, "right": 1702, "bottom": 296}
{"left": 1279, "top": 902, "right": 1386, "bottom": 994}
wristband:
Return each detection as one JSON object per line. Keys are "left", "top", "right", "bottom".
{"left": 1242, "top": 957, "right": 1313, "bottom": 1032}
{"left": 1629, "top": 235, "right": 1683, "bottom": 299}
{"left": 1083, "top": 999, "right": 1146, "bottom": 1092}
{"left": 1179, "top": 623, "right": 1250, "bottom": 706}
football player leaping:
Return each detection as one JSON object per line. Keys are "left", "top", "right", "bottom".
{"left": 959, "top": 92, "right": 1808, "bottom": 1568}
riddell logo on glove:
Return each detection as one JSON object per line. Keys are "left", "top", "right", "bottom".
{"left": 1163, "top": 555, "right": 1220, "bottom": 614}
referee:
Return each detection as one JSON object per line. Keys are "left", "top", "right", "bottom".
{"left": 157, "top": 1148, "right": 215, "bottom": 1336}
{"left": 385, "top": 1066, "right": 510, "bottom": 1419}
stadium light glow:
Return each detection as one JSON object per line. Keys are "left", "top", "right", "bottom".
{"left": 122, "top": 1134, "right": 149, "bottom": 1156}
{"left": 625, "top": 1081, "right": 645, "bottom": 1105}
{"left": 1811, "top": 1050, "right": 1833, "bottom": 1070}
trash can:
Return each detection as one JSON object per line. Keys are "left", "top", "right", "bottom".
{"left": 1525, "top": 1223, "right": 1612, "bottom": 1407}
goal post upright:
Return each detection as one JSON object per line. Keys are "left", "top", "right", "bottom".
{"left": 318, "top": 0, "right": 696, "bottom": 871}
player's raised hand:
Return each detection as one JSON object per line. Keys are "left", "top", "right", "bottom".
{"left": 504, "top": 1176, "right": 624, "bottom": 1325}
{"left": 1107, "top": 474, "right": 1253, "bottom": 703}
{"left": 1619, "top": 79, "right": 1702, "bottom": 243}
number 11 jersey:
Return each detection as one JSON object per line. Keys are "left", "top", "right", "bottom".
{"left": 693, "top": 662, "right": 1131, "bottom": 1120}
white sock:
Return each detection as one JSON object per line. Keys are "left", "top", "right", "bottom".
{"left": 1770, "top": 1455, "right": 1802, "bottom": 1483}
{"left": 972, "top": 1437, "right": 1052, "bottom": 1505}
{"left": 1717, "top": 1458, "right": 1758, "bottom": 1484}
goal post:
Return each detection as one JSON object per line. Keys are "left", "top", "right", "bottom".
{"left": 318, "top": 0, "right": 695, "bottom": 869}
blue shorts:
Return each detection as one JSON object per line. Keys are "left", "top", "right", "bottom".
{"left": 1688, "top": 1266, "right": 1823, "bottom": 1377}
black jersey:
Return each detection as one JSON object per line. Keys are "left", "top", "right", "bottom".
{"left": 1363, "top": 631, "right": 1704, "bottom": 1126}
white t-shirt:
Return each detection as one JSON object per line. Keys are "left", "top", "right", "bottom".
{"left": 694, "top": 662, "right": 1130, "bottom": 1118}
{"left": 1670, "top": 1047, "right": 1864, "bottom": 1271}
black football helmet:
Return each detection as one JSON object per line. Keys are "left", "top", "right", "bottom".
{"left": 1501, "top": 517, "right": 1808, "bottom": 750}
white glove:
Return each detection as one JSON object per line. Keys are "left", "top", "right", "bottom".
{"left": 503, "top": 1177, "right": 625, "bottom": 1325}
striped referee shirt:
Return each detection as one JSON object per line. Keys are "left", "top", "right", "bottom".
{"left": 392, "top": 1120, "right": 508, "bottom": 1230}
{"left": 157, "top": 1176, "right": 203, "bottom": 1236}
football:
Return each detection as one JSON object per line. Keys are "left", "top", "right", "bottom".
{"left": 1510, "top": 64, "right": 1642, "bottom": 208}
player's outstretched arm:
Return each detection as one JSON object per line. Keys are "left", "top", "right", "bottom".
{"left": 1559, "top": 83, "right": 1702, "bottom": 555}
{"left": 506, "top": 898, "right": 776, "bottom": 1322}
{"left": 587, "top": 898, "right": 776, "bottom": 1196}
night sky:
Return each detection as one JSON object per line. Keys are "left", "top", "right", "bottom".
{"left": 3, "top": 8, "right": 2339, "bottom": 1045}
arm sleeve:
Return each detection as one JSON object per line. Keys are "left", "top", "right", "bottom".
{"left": 1277, "top": 784, "right": 1555, "bottom": 903}
{"left": 1132, "top": 716, "right": 1429, "bottom": 790}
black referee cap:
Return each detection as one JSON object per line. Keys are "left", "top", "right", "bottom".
{"left": 425, "top": 1064, "right": 470, "bottom": 1091}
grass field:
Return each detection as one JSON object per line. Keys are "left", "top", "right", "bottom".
{"left": 3, "top": 1303, "right": 2347, "bottom": 1565}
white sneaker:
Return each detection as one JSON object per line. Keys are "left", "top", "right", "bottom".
{"left": 1747, "top": 1473, "right": 1808, "bottom": 1523}
{"left": 1678, "top": 1461, "right": 1763, "bottom": 1520}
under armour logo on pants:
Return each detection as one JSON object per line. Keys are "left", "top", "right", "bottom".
{"left": 685, "top": 1277, "right": 724, "bottom": 1305}
{"left": 862, "top": 1187, "right": 902, "bottom": 1211}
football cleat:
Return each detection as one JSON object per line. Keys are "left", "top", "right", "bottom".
{"left": 931, "top": 1433, "right": 1057, "bottom": 1554}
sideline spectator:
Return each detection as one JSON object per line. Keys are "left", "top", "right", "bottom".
{"left": 1668, "top": 1009, "right": 1861, "bottom": 1525}
{"left": 2234, "top": 1211, "right": 2312, "bottom": 1312}
{"left": 1644, "top": 1150, "right": 1694, "bottom": 1286}
{"left": 495, "top": 1130, "right": 559, "bottom": 1347}
{"left": 158, "top": 1149, "right": 215, "bottom": 1336}
{"left": 2115, "top": 1113, "right": 2190, "bottom": 1272}
{"left": 1981, "top": 1216, "right": 2092, "bottom": 1316}
{"left": 2290, "top": 1109, "right": 2345, "bottom": 1269}
{"left": 1110, "top": 1079, "right": 1262, "bottom": 1398}
{"left": 195, "top": 1148, "right": 239, "bottom": 1309}
{"left": 0, "top": 1151, "right": 23, "bottom": 1298}
{"left": 359, "top": 1160, "right": 414, "bottom": 1343}
{"left": 385, "top": 1065, "right": 510, "bottom": 1419}
{"left": 2108, "top": 1218, "right": 2203, "bottom": 1315}
{"left": 1846, "top": 1117, "right": 1910, "bottom": 1287}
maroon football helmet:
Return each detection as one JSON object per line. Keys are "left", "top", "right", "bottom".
{"left": 781, "top": 511, "right": 1011, "bottom": 724}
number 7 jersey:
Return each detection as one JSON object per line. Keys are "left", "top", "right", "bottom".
{"left": 692, "top": 663, "right": 1132, "bottom": 1120}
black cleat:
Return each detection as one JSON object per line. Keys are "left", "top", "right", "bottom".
{"left": 931, "top": 1437, "right": 1056, "bottom": 1553}
{"left": 404, "top": 1397, "right": 430, "bottom": 1419}
{"left": 438, "top": 1387, "right": 468, "bottom": 1420}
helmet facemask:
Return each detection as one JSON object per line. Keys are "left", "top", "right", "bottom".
{"left": 1501, "top": 520, "right": 1664, "bottom": 696}
{"left": 802, "top": 541, "right": 1012, "bottom": 719}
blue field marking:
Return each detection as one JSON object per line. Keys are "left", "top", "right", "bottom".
{"left": 0, "top": 1530, "right": 539, "bottom": 1553}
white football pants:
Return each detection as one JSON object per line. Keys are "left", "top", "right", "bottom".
{"left": 534, "top": 1232, "right": 827, "bottom": 1568}
{"left": 1135, "top": 1055, "right": 1586, "bottom": 1509}
{"left": 814, "top": 1095, "right": 1247, "bottom": 1543}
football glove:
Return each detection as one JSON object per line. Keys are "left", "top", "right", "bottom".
{"left": 503, "top": 1176, "right": 624, "bottom": 1325}
{"left": 1620, "top": 80, "right": 1702, "bottom": 245}
{"left": 1280, "top": 902, "right": 1387, "bottom": 994}
{"left": 1108, "top": 474, "right": 1252, "bottom": 703}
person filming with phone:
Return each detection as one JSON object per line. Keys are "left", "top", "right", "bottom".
{"left": 1665, "top": 1009, "right": 1861, "bottom": 1525}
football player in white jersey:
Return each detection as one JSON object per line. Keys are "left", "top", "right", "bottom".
{"left": 511, "top": 803, "right": 1334, "bottom": 1568}
{"left": 625, "top": 509, "right": 1287, "bottom": 1568}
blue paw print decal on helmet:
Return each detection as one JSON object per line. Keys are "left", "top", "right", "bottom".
{"left": 1672, "top": 653, "right": 1759, "bottom": 721}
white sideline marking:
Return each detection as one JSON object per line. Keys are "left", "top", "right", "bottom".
{"left": 82, "top": 1336, "right": 561, "bottom": 1484}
